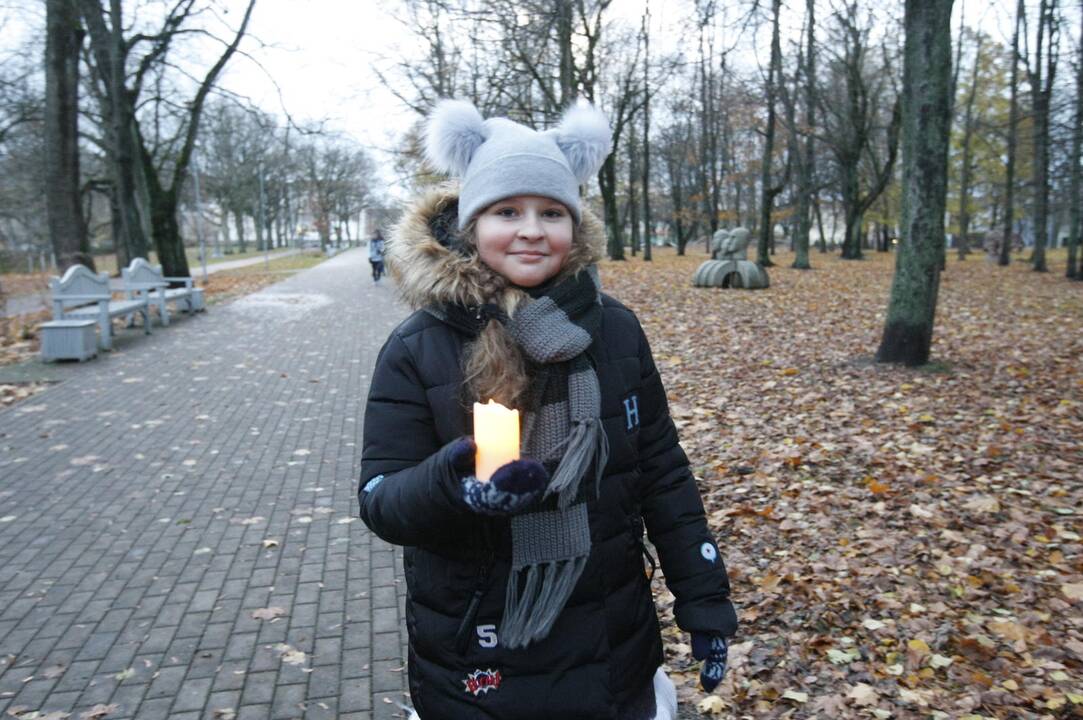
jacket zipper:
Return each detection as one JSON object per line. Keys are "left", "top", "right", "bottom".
{"left": 454, "top": 523, "right": 496, "bottom": 655}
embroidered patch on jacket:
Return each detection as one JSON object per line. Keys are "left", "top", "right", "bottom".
{"left": 622, "top": 393, "right": 641, "bottom": 432}
{"left": 463, "top": 668, "right": 502, "bottom": 696}
{"left": 362, "top": 474, "right": 385, "bottom": 493}
{"left": 700, "top": 541, "right": 718, "bottom": 563}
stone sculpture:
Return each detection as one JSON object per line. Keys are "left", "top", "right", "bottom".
{"left": 694, "top": 226, "right": 769, "bottom": 289}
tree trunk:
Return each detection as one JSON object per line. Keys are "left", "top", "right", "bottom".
{"left": 600, "top": 155, "right": 624, "bottom": 260}
{"left": 841, "top": 167, "right": 864, "bottom": 259}
{"left": 557, "top": 0, "right": 575, "bottom": 106}
{"left": 757, "top": 0, "right": 783, "bottom": 268}
{"left": 877, "top": 0, "right": 954, "bottom": 366}
{"left": 1028, "top": 0, "right": 1056, "bottom": 273}
{"left": 957, "top": 38, "right": 982, "bottom": 261}
{"left": 150, "top": 187, "right": 188, "bottom": 282}
{"left": 793, "top": 0, "right": 816, "bottom": 270}
{"left": 81, "top": 0, "right": 150, "bottom": 264}
{"left": 641, "top": 2, "right": 652, "bottom": 263}
{"left": 1068, "top": 0, "right": 1083, "bottom": 279}
{"left": 234, "top": 211, "right": 246, "bottom": 253}
{"left": 814, "top": 193, "right": 828, "bottom": 253}
{"left": 627, "top": 132, "right": 639, "bottom": 255}
{"left": 45, "top": 0, "right": 93, "bottom": 272}
{"left": 108, "top": 187, "right": 130, "bottom": 270}
{"left": 1001, "top": 0, "right": 1023, "bottom": 267}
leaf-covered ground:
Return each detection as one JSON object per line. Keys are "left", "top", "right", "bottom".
{"left": 601, "top": 246, "right": 1083, "bottom": 720}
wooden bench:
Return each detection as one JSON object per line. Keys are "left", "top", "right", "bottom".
{"left": 121, "top": 258, "right": 205, "bottom": 327}
{"left": 50, "top": 264, "right": 150, "bottom": 351}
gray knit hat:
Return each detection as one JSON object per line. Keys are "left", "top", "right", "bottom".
{"left": 423, "top": 100, "right": 612, "bottom": 229}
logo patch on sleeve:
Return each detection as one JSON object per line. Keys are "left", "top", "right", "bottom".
{"left": 463, "top": 668, "right": 502, "bottom": 696}
{"left": 700, "top": 542, "right": 718, "bottom": 563}
{"left": 622, "top": 393, "right": 640, "bottom": 432}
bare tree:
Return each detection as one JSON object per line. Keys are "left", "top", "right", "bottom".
{"left": 1000, "top": 0, "right": 1024, "bottom": 267}
{"left": 45, "top": 0, "right": 92, "bottom": 271}
{"left": 80, "top": 0, "right": 150, "bottom": 268}
{"left": 1024, "top": 0, "right": 1060, "bottom": 273}
{"left": 641, "top": 1, "right": 653, "bottom": 262}
{"left": 658, "top": 99, "right": 700, "bottom": 254}
{"left": 817, "top": 2, "right": 901, "bottom": 261}
{"left": 80, "top": 0, "right": 256, "bottom": 278}
{"left": 1068, "top": 4, "right": 1083, "bottom": 280}
{"left": 792, "top": 0, "right": 817, "bottom": 269}
{"left": 300, "top": 139, "right": 375, "bottom": 250}
{"left": 756, "top": 0, "right": 787, "bottom": 267}
{"left": 954, "top": 32, "right": 984, "bottom": 260}
{"left": 877, "top": 0, "right": 955, "bottom": 366}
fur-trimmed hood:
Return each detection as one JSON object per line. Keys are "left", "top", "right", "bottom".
{"left": 386, "top": 184, "right": 606, "bottom": 314}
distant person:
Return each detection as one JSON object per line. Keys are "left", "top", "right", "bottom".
{"left": 358, "top": 100, "right": 737, "bottom": 720}
{"left": 368, "top": 229, "right": 385, "bottom": 282}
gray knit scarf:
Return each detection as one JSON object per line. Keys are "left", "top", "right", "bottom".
{"left": 502, "top": 267, "right": 608, "bottom": 648}
{"left": 432, "top": 267, "right": 609, "bottom": 649}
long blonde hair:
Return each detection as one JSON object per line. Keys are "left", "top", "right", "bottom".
{"left": 455, "top": 217, "right": 529, "bottom": 408}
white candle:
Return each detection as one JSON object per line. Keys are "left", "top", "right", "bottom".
{"left": 473, "top": 399, "right": 520, "bottom": 482}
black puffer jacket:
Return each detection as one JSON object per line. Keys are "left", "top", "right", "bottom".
{"left": 358, "top": 188, "right": 737, "bottom": 719}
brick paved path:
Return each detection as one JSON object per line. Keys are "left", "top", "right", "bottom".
{"left": 0, "top": 250, "right": 411, "bottom": 720}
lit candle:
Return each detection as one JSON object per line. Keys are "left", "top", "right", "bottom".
{"left": 473, "top": 399, "right": 520, "bottom": 482}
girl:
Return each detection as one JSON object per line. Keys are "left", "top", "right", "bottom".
{"left": 359, "top": 100, "right": 737, "bottom": 720}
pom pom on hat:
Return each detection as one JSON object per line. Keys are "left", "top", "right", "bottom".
{"left": 547, "top": 101, "right": 612, "bottom": 183}
{"left": 424, "top": 99, "right": 488, "bottom": 176}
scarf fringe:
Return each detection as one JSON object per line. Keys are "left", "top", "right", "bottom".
{"left": 548, "top": 417, "right": 610, "bottom": 508}
{"left": 502, "top": 555, "right": 589, "bottom": 649}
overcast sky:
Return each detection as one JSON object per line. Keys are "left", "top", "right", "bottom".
{"left": 0, "top": 0, "right": 1047, "bottom": 199}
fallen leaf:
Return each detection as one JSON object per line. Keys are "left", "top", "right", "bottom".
{"left": 251, "top": 607, "right": 287, "bottom": 621}
{"left": 848, "top": 683, "right": 879, "bottom": 706}
{"left": 696, "top": 696, "right": 725, "bottom": 715}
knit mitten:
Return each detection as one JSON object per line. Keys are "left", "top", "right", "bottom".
{"left": 692, "top": 633, "right": 730, "bottom": 693}
{"left": 461, "top": 459, "right": 547, "bottom": 516}
{"left": 446, "top": 437, "right": 477, "bottom": 477}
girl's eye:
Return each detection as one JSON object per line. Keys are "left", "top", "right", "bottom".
{"left": 493, "top": 207, "right": 518, "bottom": 217}
{"left": 543, "top": 208, "right": 566, "bottom": 218}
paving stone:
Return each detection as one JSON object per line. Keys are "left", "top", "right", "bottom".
{"left": 0, "top": 252, "right": 410, "bottom": 718}
{"left": 271, "top": 683, "right": 306, "bottom": 720}
{"left": 172, "top": 676, "right": 213, "bottom": 713}
{"left": 241, "top": 670, "right": 277, "bottom": 706}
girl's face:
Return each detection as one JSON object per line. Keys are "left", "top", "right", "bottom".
{"left": 474, "top": 195, "right": 574, "bottom": 288}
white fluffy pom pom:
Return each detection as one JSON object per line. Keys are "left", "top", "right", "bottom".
{"left": 550, "top": 102, "right": 612, "bottom": 183}
{"left": 424, "top": 99, "right": 488, "bottom": 176}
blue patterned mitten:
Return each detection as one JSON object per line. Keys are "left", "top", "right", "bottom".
{"left": 461, "top": 459, "right": 547, "bottom": 516}
{"left": 692, "top": 632, "right": 730, "bottom": 692}
{"left": 446, "top": 437, "right": 478, "bottom": 477}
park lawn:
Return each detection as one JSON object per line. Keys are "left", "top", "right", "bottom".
{"left": 0, "top": 253, "right": 329, "bottom": 396}
{"left": 0, "top": 246, "right": 298, "bottom": 297}
{"left": 606, "top": 247, "right": 1083, "bottom": 718}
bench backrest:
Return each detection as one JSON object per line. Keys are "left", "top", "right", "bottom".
{"left": 121, "top": 257, "right": 166, "bottom": 289}
{"left": 49, "top": 264, "right": 111, "bottom": 309}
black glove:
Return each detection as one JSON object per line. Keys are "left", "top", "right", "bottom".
{"left": 449, "top": 438, "right": 547, "bottom": 516}
{"left": 692, "top": 632, "right": 730, "bottom": 692}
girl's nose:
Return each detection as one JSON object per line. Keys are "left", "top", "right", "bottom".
{"left": 517, "top": 212, "right": 544, "bottom": 239}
